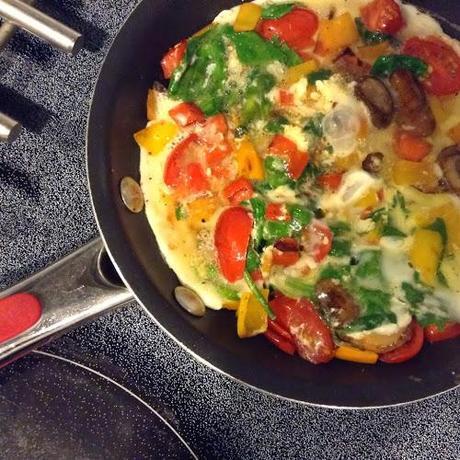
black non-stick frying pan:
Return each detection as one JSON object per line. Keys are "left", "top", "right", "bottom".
{"left": 1, "top": 0, "right": 459, "bottom": 408}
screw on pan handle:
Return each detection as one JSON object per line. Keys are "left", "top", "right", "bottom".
{"left": 0, "top": 238, "right": 134, "bottom": 367}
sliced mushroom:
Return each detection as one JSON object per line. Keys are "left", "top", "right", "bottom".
{"left": 355, "top": 77, "right": 394, "bottom": 129}
{"left": 340, "top": 325, "right": 411, "bottom": 354}
{"left": 389, "top": 69, "right": 435, "bottom": 137}
{"left": 438, "top": 145, "right": 460, "bottom": 195}
{"left": 315, "top": 280, "right": 360, "bottom": 328}
{"left": 362, "top": 151, "right": 384, "bottom": 175}
{"left": 334, "top": 48, "right": 371, "bottom": 80}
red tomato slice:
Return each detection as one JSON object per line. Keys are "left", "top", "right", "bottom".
{"left": 265, "top": 203, "right": 290, "bottom": 221}
{"left": 264, "top": 328, "right": 296, "bottom": 355}
{"left": 403, "top": 36, "right": 460, "bottom": 96}
{"left": 360, "top": 0, "right": 404, "bottom": 35}
{"left": 272, "top": 249, "right": 300, "bottom": 267}
{"left": 317, "top": 173, "right": 343, "bottom": 190}
{"left": 269, "top": 293, "right": 335, "bottom": 364}
{"left": 424, "top": 322, "right": 460, "bottom": 343}
{"left": 223, "top": 178, "right": 254, "bottom": 205}
{"left": 161, "top": 40, "right": 187, "bottom": 79}
{"left": 279, "top": 89, "right": 294, "bottom": 106}
{"left": 258, "top": 8, "right": 318, "bottom": 51}
{"left": 205, "top": 114, "right": 228, "bottom": 134}
{"left": 206, "top": 147, "right": 231, "bottom": 179}
{"left": 269, "top": 134, "right": 309, "bottom": 180}
{"left": 164, "top": 134, "right": 209, "bottom": 194}
{"left": 379, "top": 320, "right": 424, "bottom": 364}
{"left": 169, "top": 102, "right": 205, "bottom": 127}
{"left": 215, "top": 207, "right": 253, "bottom": 283}
{"left": 303, "top": 221, "right": 333, "bottom": 263}
{"left": 393, "top": 131, "right": 432, "bottom": 162}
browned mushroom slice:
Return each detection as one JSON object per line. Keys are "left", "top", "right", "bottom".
{"left": 334, "top": 48, "right": 371, "bottom": 80}
{"left": 340, "top": 325, "right": 411, "bottom": 354}
{"left": 315, "top": 280, "right": 360, "bottom": 328}
{"left": 362, "top": 151, "right": 384, "bottom": 175}
{"left": 438, "top": 145, "right": 460, "bottom": 195}
{"left": 355, "top": 77, "right": 394, "bottom": 128}
{"left": 389, "top": 69, "right": 436, "bottom": 137}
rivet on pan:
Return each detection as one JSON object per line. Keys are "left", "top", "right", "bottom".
{"left": 120, "top": 176, "right": 144, "bottom": 213}
{"left": 174, "top": 286, "right": 206, "bottom": 317}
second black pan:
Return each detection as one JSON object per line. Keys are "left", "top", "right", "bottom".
{"left": 88, "top": 0, "right": 458, "bottom": 407}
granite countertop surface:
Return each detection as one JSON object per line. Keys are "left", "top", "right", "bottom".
{"left": 0, "top": 0, "right": 459, "bottom": 458}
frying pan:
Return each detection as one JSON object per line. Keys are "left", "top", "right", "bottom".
{"left": 1, "top": 0, "right": 459, "bottom": 408}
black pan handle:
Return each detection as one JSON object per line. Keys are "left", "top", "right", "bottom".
{"left": 0, "top": 238, "right": 134, "bottom": 367}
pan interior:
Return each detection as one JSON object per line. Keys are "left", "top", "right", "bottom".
{"left": 87, "top": 0, "right": 460, "bottom": 407}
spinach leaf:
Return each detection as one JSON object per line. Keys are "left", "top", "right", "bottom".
{"left": 225, "top": 28, "right": 301, "bottom": 67}
{"left": 329, "top": 221, "right": 351, "bottom": 237}
{"left": 169, "top": 26, "right": 227, "bottom": 115}
{"left": 344, "top": 288, "right": 396, "bottom": 332}
{"left": 355, "top": 250, "right": 382, "bottom": 280}
{"left": 241, "top": 68, "right": 276, "bottom": 124}
{"left": 307, "top": 69, "right": 332, "bottom": 85}
{"left": 264, "top": 156, "right": 294, "bottom": 189}
{"left": 371, "top": 54, "right": 428, "bottom": 78}
{"left": 319, "top": 264, "right": 351, "bottom": 282}
{"left": 261, "top": 3, "right": 294, "bottom": 19}
{"left": 265, "top": 116, "right": 288, "bottom": 134}
{"left": 330, "top": 239, "right": 351, "bottom": 257}
{"left": 355, "top": 17, "right": 390, "bottom": 45}
{"left": 246, "top": 247, "right": 261, "bottom": 272}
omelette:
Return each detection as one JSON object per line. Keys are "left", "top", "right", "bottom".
{"left": 134, "top": 0, "right": 460, "bottom": 365}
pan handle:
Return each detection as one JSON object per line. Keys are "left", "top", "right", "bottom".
{"left": 0, "top": 238, "right": 134, "bottom": 367}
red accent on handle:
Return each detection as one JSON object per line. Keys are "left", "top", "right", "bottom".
{"left": 0, "top": 293, "right": 42, "bottom": 344}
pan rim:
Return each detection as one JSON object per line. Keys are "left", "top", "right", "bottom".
{"left": 86, "top": 0, "right": 460, "bottom": 409}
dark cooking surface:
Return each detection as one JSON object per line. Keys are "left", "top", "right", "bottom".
{"left": 0, "top": 0, "right": 459, "bottom": 458}
{"left": 0, "top": 352, "right": 195, "bottom": 459}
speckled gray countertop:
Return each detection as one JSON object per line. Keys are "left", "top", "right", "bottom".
{"left": 0, "top": 0, "right": 459, "bottom": 458}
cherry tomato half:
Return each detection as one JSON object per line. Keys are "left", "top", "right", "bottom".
{"left": 215, "top": 207, "right": 253, "bottom": 283}
{"left": 223, "top": 178, "right": 254, "bottom": 205}
{"left": 360, "top": 0, "right": 404, "bottom": 35}
{"left": 272, "top": 249, "right": 300, "bottom": 267}
{"left": 269, "top": 293, "right": 335, "bottom": 364}
{"left": 403, "top": 36, "right": 460, "bottom": 96}
{"left": 169, "top": 102, "right": 205, "bottom": 127}
{"left": 258, "top": 8, "right": 318, "bottom": 51}
{"left": 264, "top": 323, "right": 297, "bottom": 355}
{"left": 265, "top": 203, "right": 291, "bottom": 221}
{"left": 164, "top": 134, "right": 210, "bottom": 195}
{"left": 161, "top": 40, "right": 187, "bottom": 79}
{"left": 379, "top": 320, "right": 424, "bottom": 364}
{"left": 269, "top": 134, "right": 309, "bottom": 180}
{"left": 424, "top": 322, "right": 460, "bottom": 343}
{"left": 317, "top": 173, "right": 343, "bottom": 191}
{"left": 302, "top": 221, "right": 333, "bottom": 263}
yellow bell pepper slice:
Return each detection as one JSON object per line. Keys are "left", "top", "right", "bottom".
{"left": 315, "top": 13, "right": 359, "bottom": 55}
{"left": 282, "top": 59, "right": 318, "bottom": 86}
{"left": 356, "top": 41, "right": 390, "bottom": 62}
{"left": 134, "top": 121, "right": 179, "bottom": 155}
{"left": 235, "top": 138, "right": 265, "bottom": 180}
{"left": 448, "top": 122, "right": 460, "bottom": 143}
{"left": 233, "top": 3, "right": 262, "bottom": 32}
{"left": 146, "top": 89, "right": 157, "bottom": 121}
{"left": 223, "top": 300, "right": 240, "bottom": 311}
{"left": 237, "top": 289, "right": 269, "bottom": 338}
{"left": 414, "top": 203, "right": 460, "bottom": 254}
{"left": 355, "top": 190, "right": 379, "bottom": 210}
{"left": 428, "top": 96, "right": 448, "bottom": 126}
{"left": 187, "top": 196, "right": 219, "bottom": 229}
{"left": 392, "top": 160, "right": 439, "bottom": 190}
{"left": 409, "top": 229, "right": 443, "bottom": 286}
{"left": 335, "top": 345, "right": 378, "bottom": 364}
